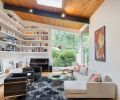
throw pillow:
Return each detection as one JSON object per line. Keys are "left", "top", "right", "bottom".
{"left": 89, "top": 73, "right": 102, "bottom": 82}
{"left": 88, "top": 73, "right": 95, "bottom": 81}
{"left": 103, "top": 75, "right": 112, "bottom": 82}
{"left": 77, "top": 64, "right": 81, "bottom": 72}
{"left": 73, "top": 64, "right": 80, "bottom": 72}
{"left": 79, "top": 67, "right": 88, "bottom": 76}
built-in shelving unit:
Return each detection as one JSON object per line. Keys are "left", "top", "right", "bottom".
{"left": 0, "top": 10, "right": 50, "bottom": 54}
{"left": 21, "top": 30, "right": 49, "bottom": 53}
{"left": 0, "top": 10, "right": 51, "bottom": 85}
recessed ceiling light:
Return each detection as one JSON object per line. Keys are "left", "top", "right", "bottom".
{"left": 29, "top": 9, "right": 33, "bottom": 13}
{"left": 61, "top": 13, "right": 66, "bottom": 18}
{"left": 36, "top": 0, "right": 62, "bottom": 8}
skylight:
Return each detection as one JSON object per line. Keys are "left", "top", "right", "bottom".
{"left": 36, "top": 0, "right": 62, "bottom": 8}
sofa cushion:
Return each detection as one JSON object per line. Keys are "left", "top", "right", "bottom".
{"left": 89, "top": 73, "right": 102, "bottom": 82}
{"left": 64, "top": 81, "right": 87, "bottom": 93}
{"left": 79, "top": 67, "right": 88, "bottom": 76}
{"left": 74, "top": 65, "right": 80, "bottom": 72}
{"left": 88, "top": 73, "right": 95, "bottom": 81}
{"left": 73, "top": 72, "right": 88, "bottom": 82}
{"left": 102, "top": 75, "right": 112, "bottom": 82}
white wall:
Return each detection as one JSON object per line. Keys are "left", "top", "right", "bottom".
{"left": 23, "top": 20, "right": 80, "bottom": 33}
{"left": 89, "top": 0, "right": 120, "bottom": 99}
{"left": 0, "top": 53, "right": 23, "bottom": 70}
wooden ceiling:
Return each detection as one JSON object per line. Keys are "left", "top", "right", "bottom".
{"left": 2, "top": 0, "right": 105, "bottom": 30}
{"left": 15, "top": 11, "right": 84, "bottom": 30}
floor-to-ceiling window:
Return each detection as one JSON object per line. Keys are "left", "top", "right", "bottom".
{"left": 81, "top": 31, "right": 89, "bottom": 66}
{"left": 51, "top": 29, "right": 89, "bottom": 67}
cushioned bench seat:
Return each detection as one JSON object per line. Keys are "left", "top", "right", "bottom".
{"left": 64, "top": 81, "right": 87, "bottom": 94}
{"left": 64, "top": 81, "right": 116, "bottom": 99}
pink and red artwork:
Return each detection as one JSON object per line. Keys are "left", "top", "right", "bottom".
{"left": 95, "top": 26, "right": 106, "bottom": 61}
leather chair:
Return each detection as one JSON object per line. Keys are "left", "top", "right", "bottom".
{"left": 32, "top": 66, "right": 42, "bottom": 81}
{"left": 23, "top": 67, "right": 34, "bottom": 83}
{"left": 4, "top": 73, "right": 27, "bottom": 98}
{"left": 23, "top": 66, "right": 42, "bottom": 81}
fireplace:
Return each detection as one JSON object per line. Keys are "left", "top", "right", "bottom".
{"left": 30, "top": 58, "right": 52, "bottom": 72}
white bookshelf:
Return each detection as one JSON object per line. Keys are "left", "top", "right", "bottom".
{"left": 0, "top": 10, "right": 24, "bottom": 30}
{"left": 0, "top": 10, "right": 50, "bottom": 54}
{"left": 0, "top": 20, "right": 23, "bottom": 35}
{"left": 0, "top": 31, "right": 23, "bottom": 41}
{"left": 0, "top": 10, "right": 51, "bottom": 85}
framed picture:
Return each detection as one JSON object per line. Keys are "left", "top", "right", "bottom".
{"left": 95, "top": 26, "right": 106, "bottom": 61}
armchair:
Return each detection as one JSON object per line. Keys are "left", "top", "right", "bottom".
{"left": 32, "top": 66, "right": 42, "bottom": 81}
{"left": 30, "top": 58, "right": 52, "bottom": 72}
{"left": 23, "top": 66, "right": 42, "bottom": 81}
{"left": 23, "top": 67, "right": 34, "bottom": 83}
{"left": 4, "top": 73, "right": 27, "bottom": 98}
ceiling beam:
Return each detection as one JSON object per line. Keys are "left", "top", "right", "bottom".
{"left": 4, "top": 3, "right": 89, "bottom": 23}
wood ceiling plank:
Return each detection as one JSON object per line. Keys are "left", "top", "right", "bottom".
{"left": 80, "top": 0, "right": 96, "bottom": 17}
{"left": 2, "top": 0, "right": 104, "bottom": 18}
{"left": 63, "top": 0, "right": 104, "bottom": 18}
{"left": 15, "top": 11, "right": 29, "bottom": 20}
{"left": 28, "top": 0, "right": 36, "bottom": 8}
{"left": 2, "top": 0, "right": 15, "bottom": 5}
{"left": 87, "top": 0, "right": 105, "bottom": 17}
{"left": 4, "top": 3, "right": 89, "bottom": 23}
{"left": 15, "top": 11, "right": 83, "bottom": 30}
{"left": 2, "top": 0, "right": 104, "bottom": 29}
{"left": 4, "top": 0, "right": 61, "bottom": 13}
{"left": 64, "top": 0, "right": 88, "bottom": 17}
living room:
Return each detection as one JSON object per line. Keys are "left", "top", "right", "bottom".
{"left": 0, "top": 0, "right": 120, "bottom": 100}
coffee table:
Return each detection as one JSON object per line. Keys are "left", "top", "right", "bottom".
{"left": 48, "top": 73, "right": 67, "bottom": 80}
{"left": 48, "top": 73, "right": 67, "bottom": 86}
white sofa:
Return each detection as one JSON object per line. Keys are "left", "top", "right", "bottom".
{"left": 64, "top": 81, "right": 116, "bottom": 99}
{"left": 64, "top": 70, "right": 117, "bottom": 99}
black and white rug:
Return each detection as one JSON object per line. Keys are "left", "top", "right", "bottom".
{"left": 18, "top": 77, "right": 66, "bottom": 100}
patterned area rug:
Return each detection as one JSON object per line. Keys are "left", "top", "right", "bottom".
{"left": 17, "top": 77, "right": 66, "bottom": 100}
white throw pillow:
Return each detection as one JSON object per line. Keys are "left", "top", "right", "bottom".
{"left": 79, "top": 67, "right": 88, "bottom": 76}
{"left": 102, "top": 75, "right": 112, "bottom": 82}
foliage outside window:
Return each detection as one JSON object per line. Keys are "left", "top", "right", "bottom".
{"left": 51, "top": 30, "right": 80, "bottom": 67}
{"left": 51, "top": 30, "right": 89, "bottom": 67}
{"left": 81, "top": 32, "right": 89, "bottom": 66}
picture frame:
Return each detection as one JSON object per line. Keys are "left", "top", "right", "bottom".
{"left": 95, "top": 26, "right": 106, "bottom": 61}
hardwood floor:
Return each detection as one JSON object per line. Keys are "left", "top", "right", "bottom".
{"left": 0, "top": 72, "right": 113, "bottom": 100}
{"left": 0, "top": 85, "right": 16, "bottom": 100}
{"left": 0, "top": 85, "right": 4, "bottom": 100}
{"left": 41, "top": 72, "right": 52, "bottom": 77}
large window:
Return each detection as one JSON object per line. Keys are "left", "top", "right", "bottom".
{"left": 81, "top": 32, "right": 89, "bottom": 66}
{"left": 51, "top": 29, "right": 89, "bottom": 67}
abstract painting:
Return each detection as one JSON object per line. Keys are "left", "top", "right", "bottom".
{"left": 95, "top": 26, "right": 106, "bottom": 61}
